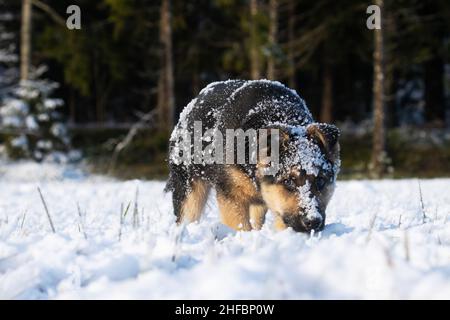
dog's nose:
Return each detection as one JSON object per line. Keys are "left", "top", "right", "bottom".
{"left": 302, "top": 217, "right": 323, "bottom": 231}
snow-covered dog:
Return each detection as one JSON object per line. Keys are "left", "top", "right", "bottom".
{"left": 166, "top": 80, "right": 340, "bottom": 233}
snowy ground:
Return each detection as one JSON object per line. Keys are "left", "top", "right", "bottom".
{"left": 0, "top": 161, "right": 449, "bottom": 299}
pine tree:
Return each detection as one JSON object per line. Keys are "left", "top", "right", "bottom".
{"left": 0, "top": 0, "right": 71, "bottom": 161}
{"left": 370, "top": 0, "right": 388, "bottom": 178}
{"left": 266, "top": 0, "right": 278, "bottom": 80}
{"left": 249, "top": 0, "right": 261, "bottom": 79}
{"left": 157, "top": 0, "right": 175, "bottom": 132}
{"left": 0, "top": 0, "right": 19, "bottom": 89}
{"left": 0, "top": 74, "right": 70, "bottom": 161}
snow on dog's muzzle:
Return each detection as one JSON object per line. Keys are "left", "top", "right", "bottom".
{"left": 282, "top": 211, "right": 324, "bottom": 233}
{"left": 301, "top": 205, "right": 325, "bottom": 232}
{"left": 301, "top": 214, "right": 324, "bottom": 232}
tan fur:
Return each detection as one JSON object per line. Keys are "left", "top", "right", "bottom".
{"left": 274, "top": 215, "right": 287, "bottom": 231}
{"left": 227, "top": 166, "right": 259, "bottom": 199}
{"left": 180, "top": 179, "right": 210, "bottom": 223}
{"left": 179, "top": 165, "right": 335, "bottom": 231}
{"left": 249, "top": 204, "right": 267, "bottom": 230}
{"left": 260, "top": 182, "right": 300, "bottom": 216}
{"left": 216, "top": 167, "right": 263, "bottom": 231}
{"left": 217, "top": 193, "right": 252, "bottom": 231}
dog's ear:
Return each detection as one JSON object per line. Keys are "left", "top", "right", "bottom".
{"left": 306, "top": 123, "right": 340, "bottom": 157}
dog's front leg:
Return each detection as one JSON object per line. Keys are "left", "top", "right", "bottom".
{"left": 249, "top": 203, "right": 267, "bottom": 230}
{"left": 216, "top": 193, "right": 252, "bottom": 231}
{"left": 274, "top": 215, "right": 287, "bottom": 231}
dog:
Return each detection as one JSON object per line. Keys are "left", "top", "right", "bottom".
{"left": 166, "top": 80, "right": 340, "bottom": 233}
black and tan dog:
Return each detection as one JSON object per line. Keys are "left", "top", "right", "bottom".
{"left": 166, "top": 80, "right": 340, "bottom": 233}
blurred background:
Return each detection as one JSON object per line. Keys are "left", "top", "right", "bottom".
{"left": 0, "top": 0, "right": 449, "bottom": 179}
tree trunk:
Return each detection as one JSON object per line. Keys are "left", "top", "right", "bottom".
{"left": 20, "top": 0, "right": 32, "bottom": 81}
{"left": 384, "top": 4, "right": 398, "bottom": 128}
{"left": 320, "top": 63, "right": 333, "bottom": 123}
{"left": 287, "top": 0, "right": 295, "bottom": 88}
{"left": 157, "top": 0, "right": 175, "bottom": 132}
{"left": 69, "top": 87, "right": 76, "bottom": 124}
{"left": 249, "top": 0, "right": 260, "bottom": 80}
{"left": 92, "top": 47, "right": 105, "bottom": 123}
{"left": 385, "top": 68, "right": 399, "bottom": 127}
{"left": 370, "top": 0, "right": 386, "bottom": 178}
{"left": 424, "top": 55, "right": 445, "bottom": 124}
{"left": 267, "top": 0, "right": 278, "bottom": 80}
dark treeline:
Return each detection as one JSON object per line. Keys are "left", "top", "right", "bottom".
{"left": 0, "top": 0, "right": 449, "bottom": 178}
{"left": 2, "top": 0, "right": 449, "bottom": 127}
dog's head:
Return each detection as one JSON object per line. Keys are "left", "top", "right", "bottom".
{"left": 257, "top": 123, "right": 340, "bottom": 233}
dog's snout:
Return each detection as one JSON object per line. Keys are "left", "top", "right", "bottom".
{"left": 302, "top": 216, "right": 323, "bottom": 231}
{"left": 283, "top": 213, "right": 324, "bottom": 233}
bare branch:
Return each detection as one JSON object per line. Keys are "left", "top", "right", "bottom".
{"left": 31, "top": 0, "right": 66, "bottom": 27}
{"left": 108, "top": 110, "right": 156, "bottom": 175}
{"left": 0, "top": 127, "right": 41, "bottom": 137}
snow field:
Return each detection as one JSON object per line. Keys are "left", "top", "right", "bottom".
{"left": 0, "top": 162, "right": 449, "bottom": 299}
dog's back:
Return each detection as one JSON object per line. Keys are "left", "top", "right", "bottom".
{"left": 167, "top": 80, "right": 314, "bottom": 191}
{"left": 173, "top": 79, "right": 313, "bottom": 137}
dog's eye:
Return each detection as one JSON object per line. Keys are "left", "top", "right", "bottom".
{"left": 283, "top": 179, "right": 296, "bottom": 191}
{"left": 316, "top": 177, "right": 327, "bottom": 191}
